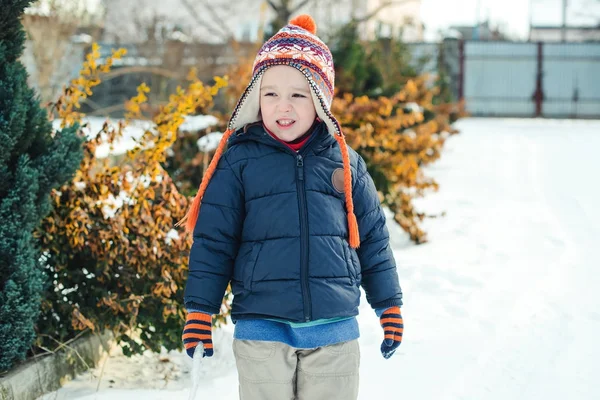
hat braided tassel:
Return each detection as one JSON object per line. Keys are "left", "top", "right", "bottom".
{"left": 177, "top": 129, "right": 235, "bottom": 233}
{"left": 334, "top": 133, "right": 360, "bottom": 249}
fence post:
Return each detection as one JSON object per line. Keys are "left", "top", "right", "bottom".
{"left": 533, "top": 42, "right": 544, "bottom": 117}
{"left": 458, "top": 40, "right": 465, "bottom": 100}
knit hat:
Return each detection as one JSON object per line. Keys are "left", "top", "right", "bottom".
{"left": 181, "top": 14, "right": 360, "bottom": 248}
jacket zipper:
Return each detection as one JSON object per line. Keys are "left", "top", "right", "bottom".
{"left": 252, "top": 128, "right": 319, "bottom": 322}
{"left": 296, "top": 154, "right": 312, "bottom": 321}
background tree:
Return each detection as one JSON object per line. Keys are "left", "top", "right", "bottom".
{"left": 264, "top": 0, "right": 418, "bottom": 36}
{"left": 0, "top": 0, "right": 83, "bottom": 371}
{"left": 330, "top": 22, "right": 384, "bottom": 97}
{"left": 265, "top": 0, "right": 311, "bottom": 34}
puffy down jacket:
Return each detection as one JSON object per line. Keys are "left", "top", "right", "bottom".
{"left": 184, "top": 122, "right": 403, "bottom": 322}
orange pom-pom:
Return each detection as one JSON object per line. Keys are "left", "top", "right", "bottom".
{"left": 289, "top": 14, "right": 317, "bottom": 35}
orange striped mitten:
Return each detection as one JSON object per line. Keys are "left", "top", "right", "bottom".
{"left": 182, "top": 311, "right": 214, "bottom": 358}
{"left": 380, "top": 306, "right": 403, "bottom": 359}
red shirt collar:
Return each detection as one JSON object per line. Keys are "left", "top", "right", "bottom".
{"left": 263, "top": 122, "right": 315, "bottom": 152}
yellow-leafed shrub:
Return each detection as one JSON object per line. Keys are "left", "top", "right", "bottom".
{"left": 36, "top": 44, "right": 229, "bottom": 355}
{"left": 333, "top": 75, "right": 466, "bottom": 243}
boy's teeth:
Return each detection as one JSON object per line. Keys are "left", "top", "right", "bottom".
{"left": 278, "top": 120, "right": 294, "bottom": 126}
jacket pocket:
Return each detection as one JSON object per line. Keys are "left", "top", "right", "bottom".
{"left": 243, "top": 242, "right": 263, "bottom": 292}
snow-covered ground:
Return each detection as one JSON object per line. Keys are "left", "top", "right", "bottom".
{"left": 40, "top": 118, "right": 600, "bottom": 400}
{"left": 52, "top": 115, "right": 218, "bottom": 158}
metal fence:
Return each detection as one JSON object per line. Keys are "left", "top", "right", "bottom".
{"left": 460, "top": 41, "right": 600, "bottom": 118}
{"left": 542, "top": 43, "right": 600, "bottom": 118}
{"left": 409, "top": 40, "right": 600, "bottom": 118}
{"left": 462, "top": 42, "right": 539, "bottom": 117}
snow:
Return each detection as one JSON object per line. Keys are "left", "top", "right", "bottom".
{"left": 196, "top": 131, "right": 224, "bottom": 153}
{"left": 53, "top": 115, "right": 217, "bottom": 158}
{"left": 405, "top": 102, "right": 424, "bottom": 113}
{"left": 52, "top": 117, "right": 151, "bottom": 159}
{"left": 39, "top": 118, "right": 600, "bottom": 399}
{"left": 165, "top": 229, "right": 180, "bottom": 244}
{"left": 178, "top": 115, "right": 218, "bottom": 133}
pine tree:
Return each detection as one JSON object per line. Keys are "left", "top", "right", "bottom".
{"left": 330, "top": 22, "right": 372, "bottom": 96}
{"left": 330, "top": 22, "right": 387, "bottom": 97}
{"left": 0, "top": 0, "right": 83, "bottom": 371}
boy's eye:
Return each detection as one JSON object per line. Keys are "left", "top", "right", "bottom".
{"left": 263, "top": 92, "right": 276, "bottom": 97}
{"left": 292, "top": 93, "right": 307, "bottom": 98}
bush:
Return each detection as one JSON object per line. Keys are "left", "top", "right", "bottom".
{"left": 333, "top": 76, "right": 466, "bottom": 243}
{"left": 0, "top": 0, "right": 83, "bottom": 371}
{"left": 36, "top": 46, "right": 229, "bottom": 355}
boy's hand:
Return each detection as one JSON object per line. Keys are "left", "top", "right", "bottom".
{"left": 182, "top": 311, "right": 214, "bottom": 358}
{"left": 379, "top": 306, "right": 403, "bottom": 359}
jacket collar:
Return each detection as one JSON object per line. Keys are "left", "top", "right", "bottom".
{"left": 228, "top": 120, "right": 336, "bottom": 155}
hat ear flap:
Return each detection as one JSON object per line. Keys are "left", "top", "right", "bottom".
{"left": 310, "top": 89, "right": 338, "bottom": 135}
{"left": 228, "top": 73, "right": 264, "bottom": 131}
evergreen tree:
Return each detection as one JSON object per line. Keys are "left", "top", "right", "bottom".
{"left": 330, "top": 22, "right": 372, "bottom": 96}
{"left": 331, "top": 22, "right": 437, "bottom": 98}
{"left": 331, "top": 23, "right": 402, "bottom": 97}
{"left": 0, "top": 0, "right": 83, "bottom": 371}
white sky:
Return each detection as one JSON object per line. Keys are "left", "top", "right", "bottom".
{"left": 421, "top": 0, "right": 600, "bottom": 40}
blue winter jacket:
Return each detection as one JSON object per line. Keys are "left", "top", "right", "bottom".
{"left": 184, "top": 122, "right": 403, "bottom": 323}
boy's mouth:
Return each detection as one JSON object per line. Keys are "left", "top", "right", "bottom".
{"left": 276, "top": 119, "right": 295, "bottom": 128}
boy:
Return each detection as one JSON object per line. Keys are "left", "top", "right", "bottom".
{"left": 181, "top": 14, "right": 403, "bottom": 400}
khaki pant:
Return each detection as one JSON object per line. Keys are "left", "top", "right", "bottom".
{"left": 233, "top": 339, "right": 360, "bottom": 400}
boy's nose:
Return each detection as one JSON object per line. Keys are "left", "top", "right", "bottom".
{"left": 278, "top": 101, "right": 292, "bottom": 112}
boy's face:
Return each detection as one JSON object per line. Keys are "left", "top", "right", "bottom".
{"left": 260, "top": 65, "right": 317, "bottom": 142}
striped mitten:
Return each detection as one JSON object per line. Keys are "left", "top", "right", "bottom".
{"left": 380, "top": 306, "right": 403, "bottom": 359}
{"left": 182, "top": 311, "right": 214, "bottom": 358}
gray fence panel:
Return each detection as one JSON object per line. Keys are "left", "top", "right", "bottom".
{"left": 464, "top": 42, "right": 538, "bottom": 117}
{"left": 543, "top": 43, "right": 600, "bottom": 118}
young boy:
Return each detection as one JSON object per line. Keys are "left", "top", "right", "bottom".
{"left": 181, "top": 14, "right": 403, "bottom": 400}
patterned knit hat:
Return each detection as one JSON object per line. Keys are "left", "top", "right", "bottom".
{"left": 181, "top": 14, "right": 360, "bottom": 248}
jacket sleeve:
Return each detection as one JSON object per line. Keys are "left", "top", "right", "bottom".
{"left": 184, "top": 153, "right": 244, "bottom": 314}
{"left": 352, "top": 155, "right": 403, "bottom": 310}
